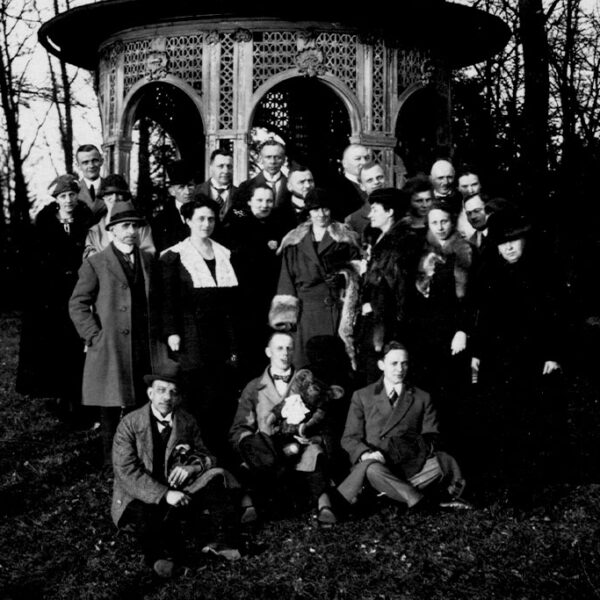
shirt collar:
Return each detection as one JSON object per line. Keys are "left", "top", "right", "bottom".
{"left": 263, "top": 171, "right": 282, "bottom": 184}
{"left": 383, "top": 380, "right": 403, "bottom": 397}
{"left": 84, "top": 178, "right": 100, "bottom": 190}
{"left": 210, "top": 178, "right": 230, "bottom": 192}
{"left": 344, "top": 172, "right": 360, "bottom": 185}
{"left": 150, "top": 404, "right": 173, "bottom": 425}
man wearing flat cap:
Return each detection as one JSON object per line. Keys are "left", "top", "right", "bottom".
{"left": 83, "top": 173, "right": 155, "bottom": 258}
{"left": 151, "top": 160, "right": 198, "bottom": 252}
{"left": 70, "top": 201, "right": 158, "bottom": 468}
{"left": 112, "top": 363, "right": 241, "bottom": 578}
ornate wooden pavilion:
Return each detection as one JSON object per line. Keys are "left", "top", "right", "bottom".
{"left": 39, "top": 0, "right": 510, "bottom": 186}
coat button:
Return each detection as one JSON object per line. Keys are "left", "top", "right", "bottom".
{"left": 121, "top": 329, "right": 130, "bottom": 335}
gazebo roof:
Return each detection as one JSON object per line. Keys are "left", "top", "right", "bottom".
{"left": 39, "top": 0, "right": 510, "bottom": 70}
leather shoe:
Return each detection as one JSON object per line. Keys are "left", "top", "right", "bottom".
{"left": 316, "top": 505, "right": 337, "bottom": 527}
{"left": 202, "top": 542, "right": 241, "bottom": 561}
{"left": 240, "top": 505, "right": 258, "bottom": 525}
{"left": 438, "top": 498, "right": 474, "bottom": 511}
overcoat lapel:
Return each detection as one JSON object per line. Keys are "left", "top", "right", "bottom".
{"left": 137, "top": 405, "right": 155, "bottom": 468}
{"left": 106, "top": 244, "right": 129, "bottom": 285}
{"left": 256, "top": 370, "right": 286, "bottom": 407}
{"left": 298, "top": 232, "right": 322, "bottom": 269}
{"left": 317, "top": 231, "right": 335, "bottom": 255}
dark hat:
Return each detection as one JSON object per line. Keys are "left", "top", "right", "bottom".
{"left": 143, "top": 362, "right": 181, "bottom": 387}
{"left": 166, "top": 160, "right": 198, "bottom": 186}
{"left": 369, "top": 187, "right": 408, "bottom": 215}
{"left": 97, "top": 174, "right": 131, "bottom": 198}
{"left": 51, "top": 174, "right": 80, "bottom": 197}
{"left": 487, "top": 208, "right": 531, "bottom": 245}
{"left": 304, "top": 187, "right": 333, "bottom": 211}
{"left": 105, "top": 200, "right": 146, "bottom": 229}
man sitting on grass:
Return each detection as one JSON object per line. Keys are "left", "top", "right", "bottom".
{"left": 337, "top": 341, "right": 471, "bottom": 513}
{"left": 111, "top": 364, "right": 241, "bottom": 579}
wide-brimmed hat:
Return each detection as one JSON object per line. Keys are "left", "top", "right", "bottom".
{"left": 304, "top": 187, "right": 333, "bottom": 211}
{"left": 51, "top": 174, "right": 80, "bottom": 197}
{"left": 166, "top": 160, "right": 198, "bottom": 186}
{"left": 487, "top": 207, "right": 531, "bottom": 245}
{"left": 97, "top": 174, "right": 131, "bottom": 198}
{"left": 143, "top": 362, "right": 181, "bottom": 387}
{"left": 369, "top": 187, "right": 408, "bottom": 215}
{"left": 105, "top": 200, "right": 146, "bottom": 229}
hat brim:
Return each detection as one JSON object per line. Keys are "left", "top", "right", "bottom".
{"left": 143, "top": 373, "right": 181, "bottom": 387}
{"left": 105, "top": 216, "right": 146, "bottom": 229}
{"left": 97, "top": 188, "right": 131, "bottom": 198}
{"left": 490, "top": 224, "right": 531, "bottom": 245}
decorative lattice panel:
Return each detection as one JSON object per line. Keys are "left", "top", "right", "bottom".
{"left": 253, "top": 32, "right": 297, "bottom": 92}
{"left": 219, "top": 33, "right": 235, "bottom": 129}
{"left": 254, "top": 90, "right": 289, "bottom": 135}
{"left": 107, "top": 45, "right": 120, "bottom": 129}
{"left": 318, "top": 33, "right": 357, "bottom": 92}
{"left": 372, "top": 41, "right": 386, "bottom": 131}
{"left": 122, "top": 40, "right": 150, "bottom": 95}
{"left": 371, "top": 148, "right": 385, "bottom": 164}
{"left": 397, "top": 49, "right": 431, "bottom": 93}
{"left": 166, "top": 34, "right": 203, "bottom": 91}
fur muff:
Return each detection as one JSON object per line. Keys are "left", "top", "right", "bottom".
{"left": 269, "top": 295, "right": 301, "bottom": 331}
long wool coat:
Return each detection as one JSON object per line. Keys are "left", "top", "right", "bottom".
{"left": 69, "top": 244, "right": 157, "bottom": 408}
{"left": 17, "top": 201, "right": 92, "bottom": 398}
{"left": 276, "top": 222, "right": 361, "bottom": 367}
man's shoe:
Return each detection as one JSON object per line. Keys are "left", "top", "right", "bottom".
{"left": 438, "top": 498, "right": 474, "bottom": 511}
{"left": 201, "top": 542, "right": 241, "bottom": 561}
{"left": 240, "top": 505, "right": 258, "bottom": 525}
{"left": 316, "top": 505, "right": 337, "bottom": 528}
{"left": 152, "top": 559, "right": 175, "bottom": 579}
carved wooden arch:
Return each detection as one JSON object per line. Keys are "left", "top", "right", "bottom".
{"left": 390, "top": 81, "right": 427, "bottom": 134}
{"left": 118, "top": 75, "right": 207, "bottom": 142}
{"left": 247, "top": 69, "right": 363, "bottom": 138}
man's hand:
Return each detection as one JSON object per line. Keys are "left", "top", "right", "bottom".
{"left": 543, "top": 361, "right": 560, "bottom": 375}
{"left": 361, "top": 450, "right": 385, "bottom": 463}
{"left": 167, "top": 334, "right": 181, "bottom": 352}
{"left": 165, "top": 490, "right": 190, "bottom": 507}
{"left": 471, "top": 357, "right": 480, "bottom": 384}
{"left": 168, "top": 465, "right": 192, "bottom": 489}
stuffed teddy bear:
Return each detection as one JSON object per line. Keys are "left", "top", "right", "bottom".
{"left": 268, "top": 368, "right": 344, "bottom": 459}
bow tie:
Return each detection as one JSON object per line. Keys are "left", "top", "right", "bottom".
{"left": 272, "top": 372, "right": 292, "bottom": 383}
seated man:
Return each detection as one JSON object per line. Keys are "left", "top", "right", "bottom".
{"left": 111, "top": 365, "right": 241, "bottom": 579}
{"left": 229, "top": 331, "right": 341, "bottom": 527}
{"left": 337, "top": 341, "right": 470, "bottom": 511}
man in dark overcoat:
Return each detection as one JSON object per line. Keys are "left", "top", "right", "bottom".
{"left": 338, "top": 342, "right": 469, "bottom": 511}
{"left": 69, "top": 201, "right": 157, "bottom": 468}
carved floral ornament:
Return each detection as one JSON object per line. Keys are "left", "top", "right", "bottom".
{"left": 233, "top": 28, "right": 252, "bottom": 43}
{"left": 145, "top": 37, "right": 169, "bottom": 80}
{"left": 295, "top": 30, "right": 326, "bottom": 77}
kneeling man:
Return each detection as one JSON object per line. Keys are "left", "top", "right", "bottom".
{"left": 112, "top": 365, "right": 240, "bottom": 578}
{"left": 338, "top": 341, "right": 469, "bottom": 511}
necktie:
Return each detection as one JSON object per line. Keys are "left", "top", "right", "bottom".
{"left": 213, "top": 187, "right": 228, "bottom": 207}
{"left": 157, "top": 419, "right": 171, "bottom": 442}
{"left": 389, "top": 389, "right": 399, "bottom": 406}
{"left": 89, "top": 183, "right": 96, "bottom": 201}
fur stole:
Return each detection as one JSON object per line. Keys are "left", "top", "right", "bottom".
{"left": 417, "top": 231, "right": 472, "bottom": 299}
{"left": 169, "top": 238, "right": 238, "bottom": 288}
{"left": 277, "top": 221, "right": 360, "bottom": 255}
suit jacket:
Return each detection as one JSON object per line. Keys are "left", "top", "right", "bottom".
{"left": 111, "top": 403, "right": 214, "bottom": 526}
{"left": 151, "top": 201, "right": 190, "bottom": 253}
{"left": 78, "top": 177, "right": 107, "bottom": 223}
{"left": 233, "top": 171, "right": 289, "bottom": 209}
{"left": 326, "top": 175, "right": 367, "bottom": 222}
{"left": 69, "top": 244, "right": 157, "bottom": 407}
{"left": 195, "top": 181, "right": 238, "bottom": 220}
{"left": 229, "top": 368, "right": 288, "bottom": 450}
{"left": 341, "top": 378, "right": 439, "bottom": 465}
{"left": 345, "top": 201, "right": 371, "bottom": 240}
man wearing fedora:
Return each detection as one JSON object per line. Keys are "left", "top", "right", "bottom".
{"left": 70, "top": 201, "right": 157, "bottom": 468}
{"left": 112, "top": 364, "right": 241, "bottom": 578}
{"left": 152, "top": 160, "right": 197, "bottom": 252}
{"left": 83, "top": 173, "right": 155, "bottom": 258}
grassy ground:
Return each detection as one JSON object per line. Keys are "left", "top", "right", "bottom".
{"left": 2, "top": 311, "right": 600, "bottom": 599}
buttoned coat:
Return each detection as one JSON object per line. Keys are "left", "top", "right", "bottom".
{"left": 338, "top": 379, "right": 439, "bottom": 500}
{"left": 78, "top": 177, "right": 107, "bottom": 222}
{"left": 111, "top": 402, "right": 214, "bottom": 526}
{"left": 69, "top": 244, "right": 158, "bottom": 408}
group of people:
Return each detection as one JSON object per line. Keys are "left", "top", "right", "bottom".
{"left": 16, "top": 140, "right": 570, "bottom": 578}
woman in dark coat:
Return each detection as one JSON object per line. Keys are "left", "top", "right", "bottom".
{"left": 221, "top": 183, "right": 290, "bottom": 381}
{"left": 274, "top": 188, "right": 361, "bottom": 368}
{"left": 17, "top": 175, "right": 92, "bottom": 419}
{"left": 404, "top": 199, "right": 473, "bottom": 408}
{"left": 354, "top": 188, "right": 422, "bottom": 384}
{"left": 470, "top": 209, "right": 565, "bottom": 502}
{"left": 159, "top": 196, "right": 239, "bottom": 458}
